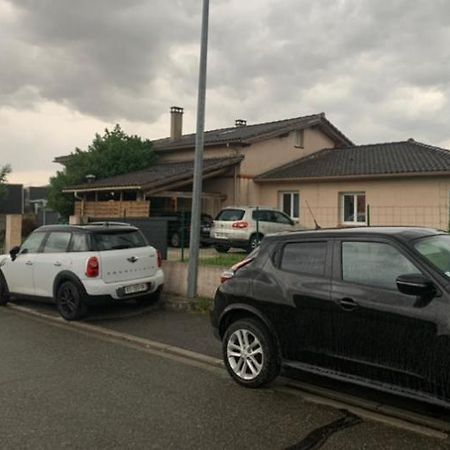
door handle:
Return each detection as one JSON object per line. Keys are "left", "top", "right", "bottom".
{"left": 25, "top": 261, "right": 33, "bottom": 266}
{"left": 54, "top": 262, "right": 62, "bottom": 267}
{"left": 339, "top": 297, "right": 358, "bottom": 311}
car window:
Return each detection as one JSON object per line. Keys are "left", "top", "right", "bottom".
{"left": 272, "top": 211, "right": 293, "bottom": 225}
{"left": 20, "top": 232, "right": 46, "bottom": 254}
{"left": 42, "top": 232, "right": 72, "bottom": 253}
{"left": 414, "top": 235, "right": 450, "bottom": 278}
{"left": 70, "top": 233, "right": 90, "bottom": 252}
{"left": 280, "top": 241, "right": 327, "bottom": 276}
{"left": 93, "top": 230, "right": 147, "bottom": 251}
{"left": 252, "top": 210, "right": 272, "bottom": 222}
{"left": 216, "top": 209, "right": 245, "bottom": 221}
{"left": 342, "top": 241, "right": 419, "bottom": 290}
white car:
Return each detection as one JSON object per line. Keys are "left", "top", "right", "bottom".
{"left": 210, "top": 206, "right": 298, "bottom": 253}
{"left": 0, "top": 224, "right": 164, "bottom": 320}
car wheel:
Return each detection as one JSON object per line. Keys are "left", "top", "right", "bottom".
{"left": 247, "top": 234, "right": 262, "bottom": 253}
{"left": 0, "top": 275, "right": 10, "bottom": 306}
{"left": 170, "top": 232, "right": 181, "bottom": 248}
{"left": 56, "top": 281, "right": 87, "bottom": 321}
{"left": 222, "top": 318, "right": 280, "bottom": 388}
{"left": 215, "top": 245, "right": 230, "bottom": 253}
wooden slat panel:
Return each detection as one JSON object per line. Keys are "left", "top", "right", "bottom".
{"left": 74, "top": 201, "right": 150, "bottom": 218}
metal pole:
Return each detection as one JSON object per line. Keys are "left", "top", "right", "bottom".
{"left": 187, "top": 0, "right": 209, "bottom": 298}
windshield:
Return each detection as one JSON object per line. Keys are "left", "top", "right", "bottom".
{"left": 414, "top": 234, "right": 450, "bottom": 278}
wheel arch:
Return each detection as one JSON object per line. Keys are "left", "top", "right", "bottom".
{"left": 218, "top": 304, "right": 280, "bottom": 348}
{"left": 53, "top": 271, "right": 87, "bottom": 299}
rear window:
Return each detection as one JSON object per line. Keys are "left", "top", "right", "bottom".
{"left": 280, "top": 241, "right": 327, "bottom": 276}
{"left": 215, "top": 209, "right": 245, "bottom": 221}
{"left": 93, "top": 230, "right": 147, "bottom": 251}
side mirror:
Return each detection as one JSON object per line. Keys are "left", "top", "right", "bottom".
{"left": 396, "top": 273, "right": 436, "bottom": 297}
{"left": 9, "top": 246, "right": 20, "bottom": 261}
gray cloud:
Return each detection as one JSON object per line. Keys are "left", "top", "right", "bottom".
{"left": 1, "top": 0, "right": 450, "bottom": 183}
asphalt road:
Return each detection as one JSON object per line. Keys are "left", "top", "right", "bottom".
{"left": 1, "top": 308, "right": 449, "bottom": 449}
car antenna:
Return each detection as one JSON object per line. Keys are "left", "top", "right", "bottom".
{"left": 305, "top": 200, "right": 321, "bottom": 230}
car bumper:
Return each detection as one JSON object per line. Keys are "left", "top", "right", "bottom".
{"left": 83, "top": 269, "right": 164, "bottom": 301}
{"left": 209, "top": 237, "right": 249, "bottom": 249}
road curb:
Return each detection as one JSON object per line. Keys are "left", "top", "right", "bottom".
{"left": 6, "top": 303, "right": 223, "bottom": 369}
{"left": 6, "top": 303, "right": 449, "bottom": 441}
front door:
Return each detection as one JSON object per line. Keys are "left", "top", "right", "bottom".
{"left": 3, "top": 231, "right": 47, "bottom": 296}
{"left": 330, "top": 239, "right": 440, "bottom": 394}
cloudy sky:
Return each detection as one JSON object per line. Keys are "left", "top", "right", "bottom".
{"left": 1, "top": 0, "right": 450, "bottom": 185}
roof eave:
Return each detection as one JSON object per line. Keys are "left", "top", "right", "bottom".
{"left": 255, "top": 170, "right": 450, "bottom": 183}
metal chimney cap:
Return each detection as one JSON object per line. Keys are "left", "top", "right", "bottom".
{"left": 85, "top": 174, "right": 96, "bottom": 183}
{"left": 170, "top": 106, "right": 184, "bottom": 114}
{"left": 235, "top": 119, "right": 247, "bottom": 127}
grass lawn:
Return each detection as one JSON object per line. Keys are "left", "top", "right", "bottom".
{"left": 198, "top": 253, "right": 246, "bottom": 267}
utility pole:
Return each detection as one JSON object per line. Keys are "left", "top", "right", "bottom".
{"left": 187, "top": 0, "right": 210, "bottom": 298}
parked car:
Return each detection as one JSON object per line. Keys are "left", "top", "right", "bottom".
{"left": 152, "top": 212, "right": 213, "bottom": 248}
{"left": 0, "top": 224, "right": 164, "bottom": 320}
{"left": 211, "top": 227, "right": 450, "bottom": 407}
{"left": 210, "top": 206, "right": 297, "bottom": 253}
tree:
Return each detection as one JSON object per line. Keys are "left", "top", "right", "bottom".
{"left": 0, "top": 164, "right": 12, "bottom": 200}
{"left": 48, "top": 125, "right": 157, "bottom": 218}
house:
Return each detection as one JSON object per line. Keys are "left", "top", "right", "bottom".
{"left": 59, "top": 107, "right": 352, "bottom": 219}
{"left": 256, "top": 139, "right": 450, "bottom": 230}
{"left": 58, "top": 107, "right": 450, "bottom": 230}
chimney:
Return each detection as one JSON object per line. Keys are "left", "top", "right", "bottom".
{"left": 85, "top": 174, "right": 96, "bottom": 184}
{"left": 235, "top": 119, "right": 247, "bottom": 127}
{"left": 170, "top": 106, "right": 184, "bottom": 141}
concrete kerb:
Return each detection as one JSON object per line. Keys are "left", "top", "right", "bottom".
{"left": 6, "top": 303, "right": 223, "bottom": 368}
{"left": 5, "top": 302, "right": 450, "bottom": 441}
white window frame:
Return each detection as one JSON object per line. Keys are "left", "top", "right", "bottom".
{"left": 340, "top": 192, "right": 366, "bottom": 225}
{"left": 294, "top": 129, "right": 304, "bottom": 148}
{"left": 279, "top": 191, "right": 300, "bottom": 219}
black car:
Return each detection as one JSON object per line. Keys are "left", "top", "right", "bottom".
{"left": 211, "top": 227, "right": 450, "bottom": 407}
{"left": 153, "top": 212, "right": 213, "bottom": 248}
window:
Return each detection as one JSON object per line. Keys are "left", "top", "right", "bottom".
{"left": 43, "top": 232, "right": 72, "bottom": 253}
{"left": 93, "top": 230, "right": 147, "bottom": 251}
{"left": 414, "top": 235, "right": 450, "bottom": 278}
{"left": 272, "top": 211, "right": 293, "bottom": 225}
{"left": 21, "top": 232, "right": 46, "bottom": 254}
{"left": 281, "top": 241, "right": 327, "bottom": 276}
{"left": 294, "top": 130, "right": 304, "bottom": 148}
{"left": 70, "top": 233, "right": 90, "bottom": 252}
{"left": 252, "top": 210, "right": 272, "bottom": 222}
{"left": 215, "top": 209, "right": 245, "bottom": 221}
{"left": 280, "top": 192, "right": 299, "bottom": 219}
{"left": 341, "top": 192, "right": 366, "bottom": 224}
{"left": 342, "top": 241, "right": 419, "bottom": 290}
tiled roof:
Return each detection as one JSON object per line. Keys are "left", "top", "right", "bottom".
{"left": 151, "top": 113, "right": 353, "bottom": 151}
{"left": 256, "top": 140, "right": 450, "bottom": 181}
{"left": 64, "top": 156, "right": 243, "bottom": 192}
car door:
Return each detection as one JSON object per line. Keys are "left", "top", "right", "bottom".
{"left": 2, "top": 231, "right": 47, "bottom": 296}
{"left": 271, "top": 239, "right": 334, "bottom": 364}
{"left": 252, "top": 210, "right": 276, "bottom": 235}
{"left": 330, "top": 238, "right": 441, "bottom": 393}
{"left": 33, "top": 231, "right": 72, "bottom": 298}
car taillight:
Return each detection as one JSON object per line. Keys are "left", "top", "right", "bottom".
{"left": 157, "top": 250, "right": 162, "bottom": 268}
{"left": 220, "top": 257, "right": 253, "bottom": 283}
{"left": 86, "top": 256, "right": 99, "bottom": 278}
{"left": 232, "top": 221, "right": 248, "bottom": 229}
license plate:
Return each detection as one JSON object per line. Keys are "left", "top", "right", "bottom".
{"left": 215, "top": 233, "right": 228, "bottom": 239}
{"left": 124, "top": 283, "right": 148, "bottom": 295}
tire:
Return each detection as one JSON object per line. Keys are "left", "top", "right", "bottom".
{"left": 0, "top": 275, "right": 10, "bottom": 306}
{"left": 247, "top": 234, "right": 263, "bottom": 253}
{"left": 215, "top": 245, "right": 230, "bottom": 253}
{"left": 55, "top": 280, "right": 87, "bottom": 321}
{"left": 135, "top": 286, "right": 163, "bottom": 306}
{"left": 222, "top": 318, "right": 280, "bottom": 388}
{"left": 170, "top": 232, "right": 181, "bottom": 248}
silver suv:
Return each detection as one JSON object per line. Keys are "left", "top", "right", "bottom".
{"left": 210, "top": 206, "right": 297, "bottom": 253}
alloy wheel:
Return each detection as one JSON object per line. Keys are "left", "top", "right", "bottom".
{"left": 227, "top": 329, "right": 264, "bottom": 381}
